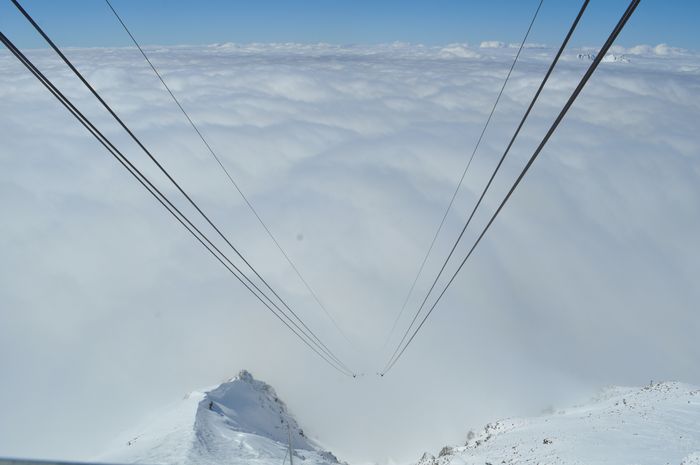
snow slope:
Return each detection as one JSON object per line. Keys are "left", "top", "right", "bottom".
{"left": 98, "top": 370, "right": 341, "bottom": 465}
{"left": 416, "top": 382, "right": 700, "bottom": 465}
{"left": 98, "top": 377, "right": 700, "bottom": 465}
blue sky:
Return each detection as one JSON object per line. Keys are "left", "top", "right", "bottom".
{"left": 1, "top": 0, "right": 697, "bottom": 50}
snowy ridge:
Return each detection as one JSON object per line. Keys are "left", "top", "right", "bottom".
{"left": 415, "top": 382, "right": 700, "bottom": 465}
{"left": 98, "top": 370, "right": 341, "bottom": 465}
{"left": 577, "top": 52, "right": 630, "bottom": 63}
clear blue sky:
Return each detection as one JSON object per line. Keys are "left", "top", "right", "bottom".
{"left": 0, "top": 1, "right": 697, "bottom": 50}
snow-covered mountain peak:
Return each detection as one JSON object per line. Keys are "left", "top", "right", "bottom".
{"left": 205, "top": 369, "right": 311, "bottom": 449}
{"left": 99, "top": 370, "right": 340, "bottom": 465}
{"left": 235, "top": 369, "right": 255, "bottom": 382}
{"left": 576, "top": 51, "right": 630, "bottom": 63}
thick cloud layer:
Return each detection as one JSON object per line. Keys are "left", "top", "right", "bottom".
{"left": 1, "top": 42, "right": 699, "bottom": 464}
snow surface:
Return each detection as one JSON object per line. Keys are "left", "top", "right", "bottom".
{"left": 98, "top": 370, "right": 340, "bottom": 465}
{"left": 415, "top": 382, "right": 700, "bottom": 465}
{"left": 100, "top": 374, "right": 700, "bottom": 465}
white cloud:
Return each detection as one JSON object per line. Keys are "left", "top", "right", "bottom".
{"left": 628, "top": 44, "right": 654, "bottom": 55}
{"left": 1, "top": 42, "right": 699, "bottom": 464}
{"left": 508, "top": 42, "right": 547, "bottom": 49}
{"left": 653, "top": 43, "right": 677, "bottom": 56}
{"left": 621, "top": 43, "right": 685, "bottom": 56}
{"left": 480, "top": 40, "right": 505, "bottom": 49}
{"left": 439, "top": 43, "right": 480, "bottom": 59}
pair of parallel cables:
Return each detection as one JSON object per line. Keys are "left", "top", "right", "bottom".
{"left": 3, "top": 0, "right": 355, "bottom": 377}
{"left": 382, "top": 0, "right": 640, "bottom": 375}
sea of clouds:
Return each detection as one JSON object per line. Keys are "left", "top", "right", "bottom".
{"left": 1, "top": 41, "right": 699, "bottom": 463}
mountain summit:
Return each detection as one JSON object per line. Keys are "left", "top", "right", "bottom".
{"left": 99, "top": 370, "right": 341, "bottom": 465}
